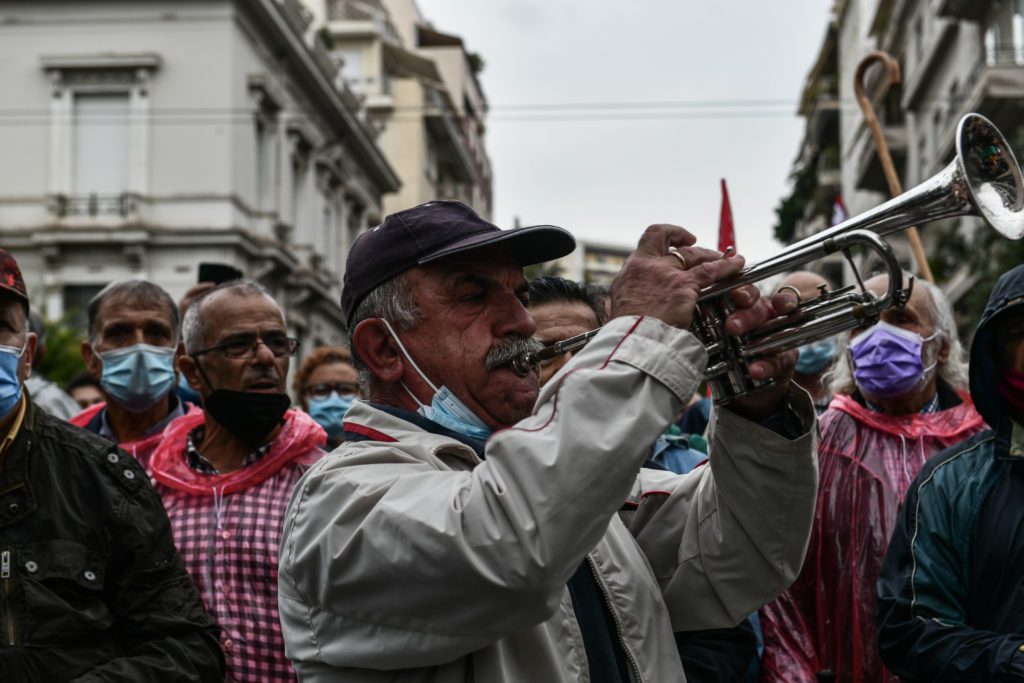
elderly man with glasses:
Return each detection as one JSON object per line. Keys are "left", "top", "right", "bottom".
{"left": 148, "top": 280, "right": 326, "bottom": 682}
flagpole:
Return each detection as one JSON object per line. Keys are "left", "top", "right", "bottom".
{"left": 854, "top": 51, "right": 935, "bottom": 283}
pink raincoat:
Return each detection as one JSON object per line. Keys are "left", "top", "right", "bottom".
{"left": 149, "top": 409, "right": 325, "bottom": 683}
{"left": 759, "top": 392, "right": 986, "bottom": 682}
{"left": 69, "top": 401, "right": 178, "bottom": 472}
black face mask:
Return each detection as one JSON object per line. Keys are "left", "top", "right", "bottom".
{"left": 204, "top": 389, "right": 291, "bottom": 448}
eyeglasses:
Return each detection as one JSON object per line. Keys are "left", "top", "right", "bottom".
{"left": 304, "top": 382, "right": 358, "bottom": 400}
{"left": 192, "top": 334, "right": 300, "bottom": 359}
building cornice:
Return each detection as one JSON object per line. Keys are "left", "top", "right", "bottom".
{"left": 248, "top": 0, "right": 401, "bottom": 194}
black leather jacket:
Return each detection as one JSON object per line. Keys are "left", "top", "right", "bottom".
{"left": 0, "top": 395, "right": 223, "bottom": 682}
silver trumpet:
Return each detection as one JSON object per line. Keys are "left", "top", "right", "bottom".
{"left": 512, "top": 113, "right": 1024, "bottom": 403}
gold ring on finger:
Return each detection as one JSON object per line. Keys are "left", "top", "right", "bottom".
{"left": 667, "top": 246, "right": 687, "bottom": 270}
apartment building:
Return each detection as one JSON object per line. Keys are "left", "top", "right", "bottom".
{"left": 0, "top": 0, "right": 400, "bottom": 350}
{"left": 303, "top": 0, "right": 493, "bottom": 219}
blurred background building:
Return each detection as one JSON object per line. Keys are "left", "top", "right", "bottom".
{"left": 775, "top": 0, "right": 1024, "bottom": 327}
{"left": 302, "top": 0, "right": 493, "bottom": 219}
{"left": 0, "top": 0, "right": 493, "bottom": 361}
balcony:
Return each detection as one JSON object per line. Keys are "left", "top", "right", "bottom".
{"left": 902, "top": 18, "right": 959, "bottom": 111}
{"left": 326, "top": 0, "right": 401, "bottom": 45}
{"left": 49, "top": 193, "right": 137, "bottom": 219}
{"left": 852, "top": 120, "right": 908, "bottom": 194}
{"left": 931, "top": 49, "right": 1024, "bottom": 161}
{"left": 803, "top": 76, "right": 840, "bottom": 145}
{"left": 937, "top": 0, "right": 990, "bottom": 23}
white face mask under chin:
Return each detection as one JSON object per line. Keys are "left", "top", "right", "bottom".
{"left": 378, "top": 318, "right": 494, "bottom": 440}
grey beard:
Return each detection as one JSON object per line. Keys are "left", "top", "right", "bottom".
{"left": 485, "top": 335, "right": 543, "bottom": 371}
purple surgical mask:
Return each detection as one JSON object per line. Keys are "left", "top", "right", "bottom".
{"left": 851, "top": 321, "right": 939, "bottom": 397}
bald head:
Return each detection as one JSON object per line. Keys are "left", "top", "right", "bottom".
{"left": 776, "top": 271, "right": 834, "bottom": 304}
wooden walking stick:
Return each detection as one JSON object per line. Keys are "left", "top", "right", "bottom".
{"left": 854, "top": 51, "right": 935, "bottom": 282}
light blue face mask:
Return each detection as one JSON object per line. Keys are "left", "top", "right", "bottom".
{"left": 308, "top": 392, "right": 355, "bottom": 440}
{"left": 0, "top": 338, "right": 27, "bottom": 418}
{"left": 795, "top": 338, "right": 838, "bottom": 375}
{"left": 379, "top": 319, "right": 494, "bottom": 441}
{"left": 96, "top": 343, "right": 176, "bottom": 413}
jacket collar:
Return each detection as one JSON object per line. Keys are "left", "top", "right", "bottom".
{"left": 341, "top": 400, "right": 482, "bottom": 469}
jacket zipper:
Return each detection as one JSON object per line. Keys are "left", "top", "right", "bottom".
{"left": 1, "top": 549, "right": 15, "bottom": 647}
{"left": 587, "top": 556, "right": 643, "bottom": 682}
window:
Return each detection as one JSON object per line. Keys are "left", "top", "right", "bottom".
{"left": 918, "top": 134, "right": 929, "bottom": 181}
{"left": 1014, "top": 0, "right": 1024, "bottom": 64}
{"left": 254, "top": 117, "right": 275, "bottom": 211}
{"left": 41, "top": 53, "right": 159, "bottom": 210}
{"left": 986, "top": 24, "right": 1000, "bottom": 65}
{"left": 72, "top": 92, "right": 130, "bottom": 196}
{"left": 63, "top": 284, "right": 105, "bottom": 334}
{"left": 336, "top": 48, "right": 366, "bottom": 92}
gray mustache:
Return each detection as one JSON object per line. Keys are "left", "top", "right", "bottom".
{"left": 485, "top": 335, "right": 543, "bottom": 371}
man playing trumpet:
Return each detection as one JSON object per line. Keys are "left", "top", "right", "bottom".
{"left": 277, "top": 200, "right": 819, "bottom": 681}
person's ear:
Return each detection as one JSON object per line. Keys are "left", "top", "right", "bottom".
{"left": 21, "top": 333, "right": 37, "bottom": 382}
{"left": 936, "top": 334, "right": 950, "bottom": 366}
{"left": 177, "top": 354, "right": 203, "bottom": 392}
{"left": 352, "top": 319, "right": 405, "bottom": 387}
{"left": 81, "top": 339, "right": 102, "bottom": 378}
{"left": 173, "top": 341, "right": 186, "bottom": 373}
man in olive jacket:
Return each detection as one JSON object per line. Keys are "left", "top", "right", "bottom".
{"left": 0, "top": 249, "right": 224, "bottom": 682}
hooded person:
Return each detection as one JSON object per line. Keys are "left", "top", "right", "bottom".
{"left": 759, "top": 273, "right": 987, "bottom": 682}
{"left": 150, "top": 280, "right": 325, "bottom": 682}
{"left": 876, "top": 264, "right": 1024, "bottom": 681}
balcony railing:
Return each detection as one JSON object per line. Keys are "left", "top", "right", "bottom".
{"left": 327, "top": 0, "right": 401, "bottom": 44}
{"left": 49, "top": 193, "right": 136, "bottom": 218}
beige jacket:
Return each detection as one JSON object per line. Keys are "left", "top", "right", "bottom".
{"left": 278, "top": 316, "right": 818, "bottom": 682}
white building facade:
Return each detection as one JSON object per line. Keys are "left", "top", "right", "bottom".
{"left": 0, "top": 0, "right": 399, "bottom": 351}
{"left": 302, "top": 0, "right": 493, "bottom": 219}
{"left": 782, "top": 0, "right": 1024, "bottom": 301}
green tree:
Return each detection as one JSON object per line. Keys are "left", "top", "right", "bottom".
{"left": 37, "top": 317, "right": 87, "bottom": 387}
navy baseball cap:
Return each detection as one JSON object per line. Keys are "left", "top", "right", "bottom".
{"left": 341, "top": 200, "right": 576, "bottom": 326}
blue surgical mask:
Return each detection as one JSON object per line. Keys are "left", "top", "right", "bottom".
{"left": 97, "top": 343, "right": 176, "bottom": 413}
{"left": 0, "top": 339, "right": 26, "bottom": 418}
{"left": 308, "top": 392, "right": 355, "bottom": 440}
{"left": 379, "top": 319, "right": 494, "bottom": 441}
{"left": 795, "top": 338, "right": 837, "bottom": 375}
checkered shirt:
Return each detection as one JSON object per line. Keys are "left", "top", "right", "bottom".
{"left": 157, "top": 440, "right": 313, "bottom": 682}
{"left": 186, "top": 425, "right": 271, "bottom": 474}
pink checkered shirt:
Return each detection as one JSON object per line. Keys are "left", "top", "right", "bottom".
{"left": 147, "top": 409, "right": 326, "bottom": 683}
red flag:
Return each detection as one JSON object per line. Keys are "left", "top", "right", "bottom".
{"left": 832, "top": 192, "right": 849, "bottom": 226}
{"left": 718, "top": 178, "right": 735, "bottom": 253}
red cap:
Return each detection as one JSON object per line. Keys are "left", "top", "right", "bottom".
{"left": 0, "top": 249, "right": 27, "bottom": 307}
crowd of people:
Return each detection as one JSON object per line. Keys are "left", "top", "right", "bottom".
{"left": 0, "top": 198, "right": 1021, "bottom": 682}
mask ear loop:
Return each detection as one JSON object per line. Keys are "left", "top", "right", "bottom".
{"left": 377, "top": 318, "right": 439, "bottom": 409}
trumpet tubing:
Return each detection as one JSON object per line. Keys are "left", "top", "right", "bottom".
{"left": 514, "top": 113, "right": 1024, "bottom": 404}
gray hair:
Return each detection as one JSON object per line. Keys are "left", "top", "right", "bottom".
{"left": 182, "top": 280, "right": 281, "bottom": 355}
{"left": 348, "top": 273, "right": 422, "bottom": 395}
{"left": 87, "top": 280, "right": 179, "bottom": 344}
{"left": 825, "top": 276, "right": 970, "bottom": 396}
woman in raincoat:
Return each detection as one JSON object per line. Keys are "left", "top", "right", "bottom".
{"left": 759, "top": 275, "right": 986, "bottom": 682}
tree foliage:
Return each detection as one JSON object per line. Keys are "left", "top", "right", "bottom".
{"left": 773, "top": 159, "right": 819, "bottom": 244}
{"left": 37, "top": 318, "right": 87, "bottom": 387}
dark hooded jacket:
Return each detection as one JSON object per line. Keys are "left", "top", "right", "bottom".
{"left": 876, "top": 264, "right": 1024, "bottom": 681}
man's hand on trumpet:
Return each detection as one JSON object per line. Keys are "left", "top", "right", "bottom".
{"left": 611, "top": 224, "right": 799, "bottom": 421}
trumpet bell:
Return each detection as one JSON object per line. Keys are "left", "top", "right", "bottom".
{"left": 959, "top": 113, "right": 1024, "bottom": 239}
